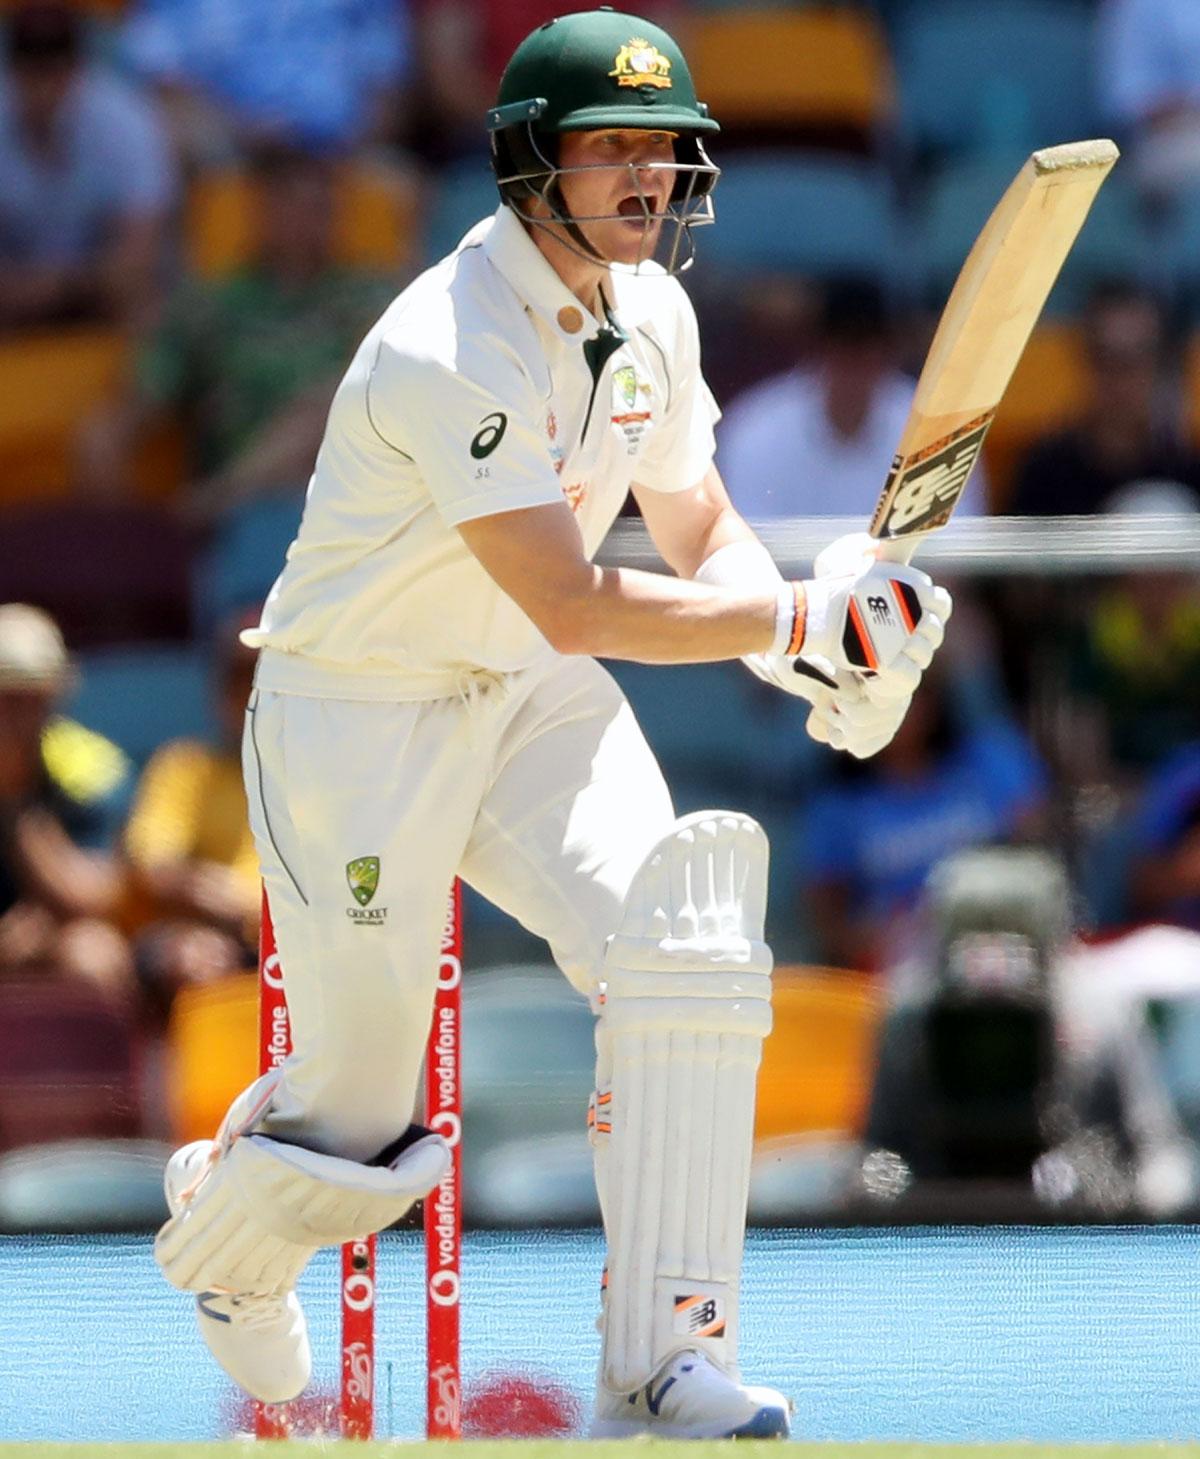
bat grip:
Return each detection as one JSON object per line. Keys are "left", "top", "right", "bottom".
{"left": 869, "top": 534, "right": 920, "bottom": 567}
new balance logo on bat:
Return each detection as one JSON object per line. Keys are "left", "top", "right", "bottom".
{"left": 875, "top": 414, "right": 992, "bottom": 538}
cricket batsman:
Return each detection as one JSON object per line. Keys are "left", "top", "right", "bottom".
{"left": 153, "top": 9, "right": 951, "bottom": 1438}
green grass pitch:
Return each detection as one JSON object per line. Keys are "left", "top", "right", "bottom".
{"left": 4, "top": 1445, "right": 1200, "bottom": 1458}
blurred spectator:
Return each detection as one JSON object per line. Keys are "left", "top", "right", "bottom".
{"left": 1009, "top": 282, "right": 1200, "bottom": 516}
{"left": 415, "top": 0, "right": 683, "bottom": 161}
{"left": 122, "top": 0, "right": 412, "bottom": 167}
{"left": 1097, "top": 0, "right": 1200, "bottom": 200}
{"left": 123, "top": 616, "right": 259, "bottom": 1026}
{"left": 1128, "top": 742, "right": 1200, "bottom": 931}
{"left": 717, "top": 277, "right": 987, "bottom": 519}
{"left": 77, "top": 143, "right": 396, "bottom": 522}
{"left": 800, "top": 669, "right": 1048, "bottom": 973}
{"left": 0, "top": 604, "right": 135, "bottom": 1005}
{"left": 1065, "top": 482, "right": 1200, "bottom": 776}
{"left": 0, "top": 1, "right": 175, "bottom": 331}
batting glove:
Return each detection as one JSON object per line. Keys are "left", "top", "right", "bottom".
{"left": 804, "top": 677, "right": 913, "bottom": 759}
{"left": 799, "top": 534, "right": 952, "bottom": 694}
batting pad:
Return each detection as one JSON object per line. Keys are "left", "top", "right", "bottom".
{"left": 155, "top": 1130, "right": 450, "bottom": 1297}
{"left": 592, "top": 811, "right": 773, "bottom": 1391}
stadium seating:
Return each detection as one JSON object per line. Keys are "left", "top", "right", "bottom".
{"left": 186, "top": 161, "right": 420, "bottom": 279}
{"left": 0, "top": 981, "right": 141, "bottom": 1155}
{"left": 0, "top": 330, "right": 123, "bottom": 505}
{"left": 0, "top": 503, "right": 193, "bottom": 647}
{"left": 915, "top": 158, "right": 1154, "bottom": 316}
{"left": 194, "top": 493, "right": 303, "bottom": 631}
{"left": 0, "top": 328, "right": 185, "bottom": 504}
{"left": 66, "top": 642, "right": 215, "bottom": 767}
{"left": 892, "top": 0, "right": 1097, "bottom": 164}
{"left": 702, "top": 153, "right": 901, "bottom": 281}
{"left": 423, "top": 159, "right": 501, "bottom": 266}
{"left": 981, "top": 322, "right": 1088, "bottom": 508}
{"left": 687, "top": 6, "right": 894, "bottom": 145}
{"left": 1160, "top": 189, "right": 1200, "bottom": 321}
{"left": 166, "top": 975, "right": 259, "bottom": 1145}
{"left": 755, "top": 967, "right": 882, "bottom": 1140}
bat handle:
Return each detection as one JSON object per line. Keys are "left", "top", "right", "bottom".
{"left": 869, "top": 534, "right": 920, "bottom": 567}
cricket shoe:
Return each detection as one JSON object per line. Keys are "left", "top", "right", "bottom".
{"left": 591, "top": 1349, "right": 791, "bottom": 1439}
{"left": 162, "top": 1138, "right": 312, "bottom": 1405}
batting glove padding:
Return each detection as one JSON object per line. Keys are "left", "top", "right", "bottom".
{"left": 804, "top": 678, "right": 912, "bottom": 759}
{"left": 800, "top": 557, "right": 951, "bottom": 679}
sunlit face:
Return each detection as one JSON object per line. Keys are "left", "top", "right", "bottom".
{"left": 550, "top": 128, "right": 678, "bottom": 265}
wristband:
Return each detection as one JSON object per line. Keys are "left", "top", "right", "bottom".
{"left": 770, "top": 582, "right": 805, "bottom": 657}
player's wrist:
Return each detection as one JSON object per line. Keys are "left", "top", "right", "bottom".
{"left": 693, "top": 541, "right": 795, "bottom": 657}
{"left": 769, "top": 582, "right": 805, "bottom": 657}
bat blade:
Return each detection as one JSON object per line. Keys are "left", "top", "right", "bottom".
{"left": 870, "top": 138, "right": 1118, "bottom": 557}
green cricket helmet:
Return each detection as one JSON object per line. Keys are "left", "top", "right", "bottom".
{"left": 487, "top": 8, "right": 720, "bottom": 274}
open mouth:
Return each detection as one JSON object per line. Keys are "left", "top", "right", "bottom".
{"left": 616, "top": 195, "right": 656, "bottom": 221}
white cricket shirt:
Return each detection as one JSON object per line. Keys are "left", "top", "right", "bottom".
{"left": 248, "top": 204, "right": 719, "bottom": 698}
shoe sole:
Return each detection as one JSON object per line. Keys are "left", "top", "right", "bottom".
{"left": 590, "top": 1404, "right": 790, "bottom": 1440}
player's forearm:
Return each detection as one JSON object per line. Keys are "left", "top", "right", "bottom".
{"left": 634, "top": 466, "right": 762, "bottom": 581}
{"left": 554, "top": 563, "right": 786, "bottom": 663}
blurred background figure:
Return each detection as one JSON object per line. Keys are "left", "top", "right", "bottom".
{"left": 1128, "top": 739, "right": 1200, "bottom": 932}
{"left": 123, "top": 614, "right": 259, "bottom": 1031}
{"left": 77, "top": 142, "right": 396, "bottom": 526}
{"left": 717, "top": 277, "right": 987, "bottom": 519}
{"left": 798, "top": 666, "right": 1048, "bottom": 974}
{"left": 858, "top": 847, "right": 1200, "bottom": 1218}
{"left": 0, "top": 0, "right": 175, "bottom": 331}
{"left": 413, "top": 0, "right": 683, "bottom": 163}
{"left": 121, "top": 0, "right": 413, "bottom": 167}
{"left": 1097, "top": 0, "right": 1200, "bottom": 201}
{"left": 0, "top": 603, "right": 134, "bottom": 1008}
{"left": 1009, "top": 282, "right": 1200, "bottom": 516}
{"left": 1064, "top": 482, "right": 1200, "bottom": 783}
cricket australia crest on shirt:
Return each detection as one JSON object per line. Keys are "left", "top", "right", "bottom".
{"left": 610, "top": 37, "right": 672, "bottom": 89}
{"left": 346, "top": 856, "right": 387, "bottom": 924}
{"left": 611, "top": 365, "right": 653, "bottom": 454}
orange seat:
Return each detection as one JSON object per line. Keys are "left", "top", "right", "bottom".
{"left": 186, "top": 161, "right": 420, "bottom": 279}
{"left": 167, "top": 973, "right": 259, "bottom": 1144}
{"left": 0, "top": 328, "right": 184, "bottom": 504}
{"left": 0, "top": 328, "right": 127, "bottom": 505}
{"left": 982, "top": 321, "right": 1088, "bottom": 510}
{"left": 687, "top": 7, "right": 894, "bottom": 135}
{"left": 755, "top": 966, "right": 882, "bottom": 1141}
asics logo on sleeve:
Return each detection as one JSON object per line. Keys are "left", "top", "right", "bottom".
{"left": 470, "top": 412, "right": 508, "bottom": 459}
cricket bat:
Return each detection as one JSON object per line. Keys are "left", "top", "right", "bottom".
{"left": 869, "top": 139, "right": 1119, "bottom": 563}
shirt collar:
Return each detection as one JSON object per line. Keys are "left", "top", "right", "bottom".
{"left": 481, "top": 205, "right": 609, "bottom": 345}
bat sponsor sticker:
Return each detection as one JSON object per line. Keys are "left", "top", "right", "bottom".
{"left": 871, "top": 411, "right": 994, "bottom": 538}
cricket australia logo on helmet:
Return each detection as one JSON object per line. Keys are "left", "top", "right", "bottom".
{"left": 610, "top": 37, "right": 672, "bottom": 88}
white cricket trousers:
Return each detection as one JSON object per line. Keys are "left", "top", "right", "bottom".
{"left": 242, "top": 653, "right": 675, "bottom": 1161}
